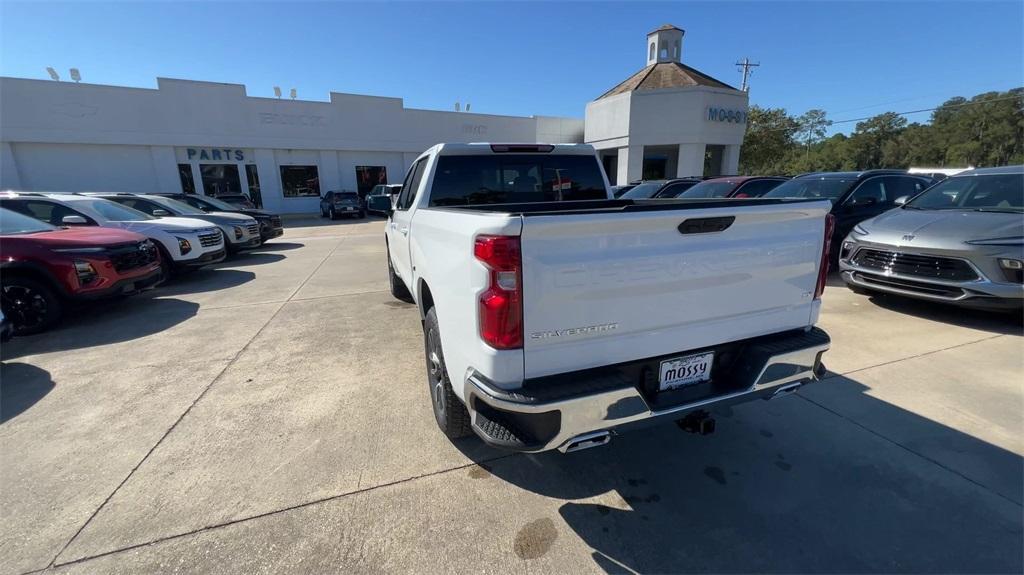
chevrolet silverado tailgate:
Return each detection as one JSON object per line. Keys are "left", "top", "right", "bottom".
{"left": 519, "top": 201, "right": 831, "bottom": 378}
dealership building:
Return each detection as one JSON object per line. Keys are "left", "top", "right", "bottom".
{"left": 0, "top": 25, "right": 748, "bottom": 214}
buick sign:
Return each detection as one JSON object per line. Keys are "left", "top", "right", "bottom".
{"left": 707, "top": 107, "right": 747, "bottom": 124}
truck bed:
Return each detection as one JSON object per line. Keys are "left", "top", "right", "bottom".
{"left": 425, "top": 197, "right": 824, "bottom": 216}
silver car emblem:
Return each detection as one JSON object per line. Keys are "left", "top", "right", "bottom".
{"left": 901, "top": 234, "right": 915, "bottom": 242}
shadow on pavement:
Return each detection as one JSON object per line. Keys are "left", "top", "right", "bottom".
{"left": 0, "top": 297, "right": 199, "bottom": 360}
{"left": 249, "top": 242, "right": 304, "bottom": 252}
{"left": 862, "top": 291, "right": 1023, "bottom": 336}
{"left": 222, "top": 252, "right": 286, "bottom": 267}
{"left": 153, "top": 269, "right": 256, "bottom": 297}
{"left": 0, "top": 362, "right": 54, "bottom": 423}
{"left": 457, "top": 376, "right": 1022, "bottom": 573}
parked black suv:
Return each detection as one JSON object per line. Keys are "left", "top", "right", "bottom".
{"left": 319, "top": 191, "right": 365, "bottom": 219}
{"left": 762, "top": 170, "right": 934, "bottom": 263}
{"left": 168, "top": 194, "right": 284, "bottom": 242}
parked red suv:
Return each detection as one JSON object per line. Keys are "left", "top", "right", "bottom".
{"left": 0, "top": 208, "right": 163, "bottom": 335}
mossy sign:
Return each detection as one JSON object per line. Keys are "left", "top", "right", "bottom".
{"left": 706, "top": 108, "right": 747, "bottom": 124}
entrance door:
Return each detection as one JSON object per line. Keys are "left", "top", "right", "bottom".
{"left": 200, "top": 164, "right": 242, "bottom": 197}
{"left": 704, "top": 145, "right": 725, "bottom": 177}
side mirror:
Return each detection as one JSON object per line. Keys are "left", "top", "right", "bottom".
{"left": 368, "top": 194, "right": 393, "bottom": 215}
{"left": 894, "top": 195, "right": 909, "bottom": 206}
{"left": 152, "top": 209, "right": 170, "bottom": 217}
{"left": 61, "top": 215, "right": 88, "bottom": 225}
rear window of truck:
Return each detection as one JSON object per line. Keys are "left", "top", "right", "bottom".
{"left": 428, "top": 155, "right": 607, "bottom": 207}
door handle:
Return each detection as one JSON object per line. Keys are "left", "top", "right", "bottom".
{"left": 400, "top": 227, "right": 409, "bottom": 236}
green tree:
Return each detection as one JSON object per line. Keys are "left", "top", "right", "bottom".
{"left": 738, "top": 105, "right": 800, "bottom": 174}
{"left": 846, "top": 112, "right": 908, "bottom": 169}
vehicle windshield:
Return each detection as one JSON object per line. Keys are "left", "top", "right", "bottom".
{"left": 762, "top": 177, "right": 853, "bottom": 200}
{"left": 81, "top": 198, "right": 155, "bottom": 221}
{"left": 152, "top": 197, "right": 207, "bottom": 215}
{"left": 621, "top": 182, "right": 667, "bottom": 199}
{"left": 0, "top": 207, "right": 58, "bottom": 235}
{"left": 335, "top": 192, "right": 358, "bottom": 200}
{"left": 904, "top": 173, "right": 1023, "bottom": 212}
{"left": 677, "top": 181, "right": 736, "bottom": 198}
{"left": 193, "top": 195, "right": 238, "bottom": 211}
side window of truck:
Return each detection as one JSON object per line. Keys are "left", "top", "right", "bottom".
{"left": 396, "top": 159, "right": 426, "bottom": 211}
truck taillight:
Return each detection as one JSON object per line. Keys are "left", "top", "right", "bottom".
{"left": 814, "top": 213, "right": 835, "bottom": 300}
{"left": 474, "top": 235, "right": 523, "bottom": 349}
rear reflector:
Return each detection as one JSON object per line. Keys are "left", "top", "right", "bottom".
{"left": 474, "top": 235, "right": 523, "bottom": 349}
{"left": 489, "top": 144, "right": 554, "bottom": 153}
{"left": 814, "top": 213, "right": 835, "bottom": 300}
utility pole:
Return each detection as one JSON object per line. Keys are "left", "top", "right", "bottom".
{"left": 735, "top": 58, "right": 760, "bottom": 92}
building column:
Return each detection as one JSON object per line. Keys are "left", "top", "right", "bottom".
{"left": 1, "top": 142, "right": 22, "bottom": 189}
{"left": 617, "top": 144, "right": 643, "bottom": 185}
{"left": 677, "top": 143, "right": 706, "bottom": 178}
{"left": 253, "top": 149, "right": 283, "bottom": 213}
{"left": 722, "top": 145, "right": 741, "bottom": 176}
{"left": 318, "top": 150, "right": 341, "bottom": 193}
{"left": 149, "top": 146, "right": 181, "bottom": 194}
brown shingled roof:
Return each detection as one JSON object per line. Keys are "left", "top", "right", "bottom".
{"left": 597, "top": 62, "right": 740, "bottom": 99}
{"left": 650, "top": 24, "right": 683, "bottom": 33}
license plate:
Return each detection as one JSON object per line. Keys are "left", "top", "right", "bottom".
{"left": 659, "top": 352, "right": 714, "bottom": 391}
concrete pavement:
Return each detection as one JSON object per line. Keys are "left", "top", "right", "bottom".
{"left": 2, "top": 217, "right": 1021, "bottom": 574}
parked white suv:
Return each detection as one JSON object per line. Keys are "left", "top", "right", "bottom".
{"left": 370, "top": 143, "right": 833, "bottom": 453}
{"left": 0, "top": 192, "right": 226, "bottom": 273}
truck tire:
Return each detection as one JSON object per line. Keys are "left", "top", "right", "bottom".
{"left": 424, "top": 306, "right": 473, "bottom": 439}
{"left": 0, "top": 275, "right": 62, "bottom": 335}
{"left": 387, "top": 245, "right": 414, "bottom": 303}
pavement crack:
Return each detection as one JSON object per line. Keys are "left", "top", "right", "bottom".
{"left": 46, "top": 235, "right": 351, "bottom": 569}
{"left": 50, "top": 452, "right": 520, "bottom": 571}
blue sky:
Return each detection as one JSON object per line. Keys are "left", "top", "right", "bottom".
{"left": 2, "top": 1, "right": 1021, "bottom": 133}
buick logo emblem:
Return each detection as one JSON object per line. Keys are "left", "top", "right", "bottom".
{"left": 901, "top": 234, "right": 915, "bottom": 242}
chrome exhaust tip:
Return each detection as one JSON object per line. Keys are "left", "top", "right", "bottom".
{"left": 559, "top": 431, "right": 611, "bottom": 453}
{"left": 769, "top": 382, "right": 803, "bottom": 400}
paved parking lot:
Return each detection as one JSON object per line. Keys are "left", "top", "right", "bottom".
{"left": 2, "top": 217, "right": 1022, "bottom": 574}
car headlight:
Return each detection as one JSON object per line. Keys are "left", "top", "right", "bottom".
{"left": 852, "top": 223, "right": 869, "bottom": 236}
{"left": 232, "top": 226, "right": 243, "bottom": 240}
{"left": 176, "top": 236, "right": 192, "bottom": 255}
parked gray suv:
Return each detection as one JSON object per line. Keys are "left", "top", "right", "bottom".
{"left": 839, "top": 165, "right": 1023, "bottom": 311}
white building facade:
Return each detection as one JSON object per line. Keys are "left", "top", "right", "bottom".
{"left": 585, "top": 25, "right": 749, "bottom": 185}
{"left": 0, "top": 24, "right": 747, "bottom": 212}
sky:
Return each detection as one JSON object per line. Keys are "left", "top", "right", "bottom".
{"left": 1, "top": 1, "right": 1021, "bottom": 134}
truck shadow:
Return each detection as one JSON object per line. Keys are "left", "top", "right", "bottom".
{"left": 0, "top": 362, "right": 54, "bottom": 423}
{"left": 458, "top": 376, "right": 1022, "bottom": 573}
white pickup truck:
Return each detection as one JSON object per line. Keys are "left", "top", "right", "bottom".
{"left": 370, "top": 143, "right": 833, "bottom": 453}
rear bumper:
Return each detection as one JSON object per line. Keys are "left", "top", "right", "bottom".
{"left": 463, "top": 327, "right": 830, "bottom": 452}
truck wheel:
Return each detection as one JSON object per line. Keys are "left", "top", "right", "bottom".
{"left": 424, "top": 307, "right": 473, "bottom": 439}
{"left": 0, "top": 276, "right": 62, "bottom": 335}
{"left": 387, "top": 245, "right": 414, "bottom": 303}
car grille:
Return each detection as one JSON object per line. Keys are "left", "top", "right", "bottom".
{"left": 109, "top": 241, "right": 158, "bottom": 272}
{"left": 198, "top": 229, "right": 223, "bottom": 248}
{"left": 852, "top": 248, "right": 978, "bottom": 281}
{"left": 270, "top": 216, "right": 282, "bottom": 228}
{"left": 852, "top": 272, "right": 967, "bottom": 299}
{"left": 246, "top": 222, "right": 260, "bottom": 236}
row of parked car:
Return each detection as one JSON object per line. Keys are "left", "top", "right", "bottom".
{"left": 616, "top": 167, "right": 1022, "bottom": 311}
{"left": 0, "top": 191, "right": 284, "bottom": 336}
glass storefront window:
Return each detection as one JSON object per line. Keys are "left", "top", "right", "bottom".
{"left": 200, "top": 164, "right": 242, "bottom": 196}
{"left": 178, "top": 164, "right": 196, "bottom": 194}
{"left": 280, "top": 165, "right": 320, "bottom": 197}
{"left": 245, "top": 165, "right": 263, "bottom": 208}
{"left": 355, "top": 166, "right": 388, "bottom": 199}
